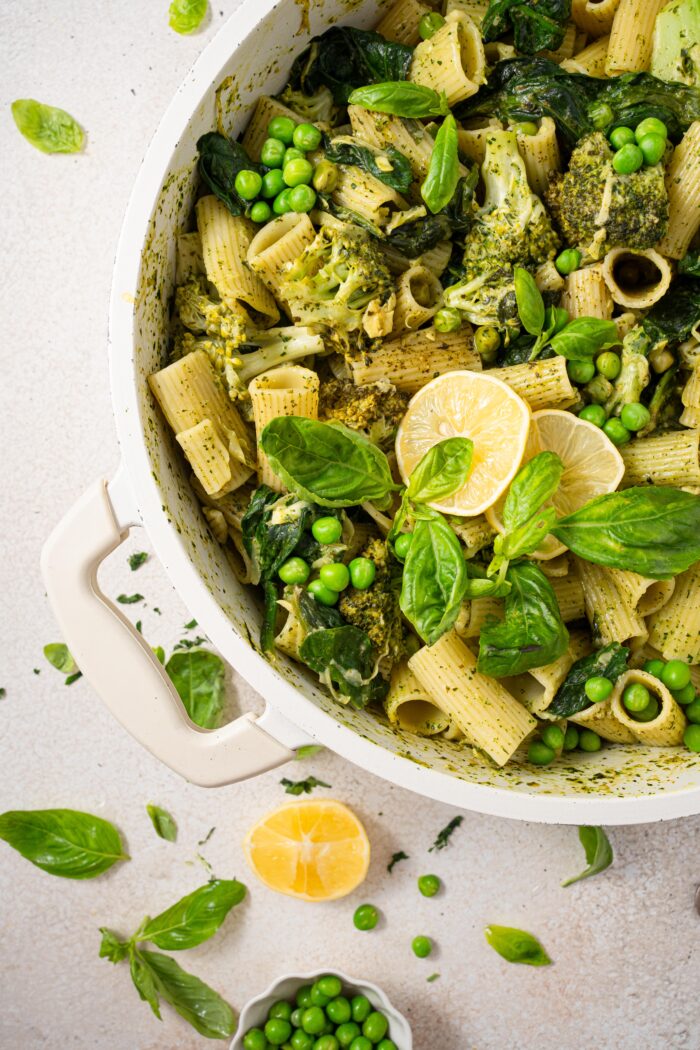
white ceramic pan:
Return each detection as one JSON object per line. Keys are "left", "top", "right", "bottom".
{"left": 41, "top": 0, "right": 700, "bottom": 824}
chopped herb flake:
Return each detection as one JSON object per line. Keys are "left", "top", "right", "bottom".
{"left": 429, "top": 815, "right": 463, "bottom": 852}
{"left": 65, "top": 672, "right": 83, "bottom": 686}
{"left": 117, "top": 594, "right": 144, "bottom": 605}
{"left": 128, "top": 552, "right": 149, "bottom": 571}
{"left": 184, "top": 619, "right": 198, "bottom": 629}
{"left": 427, "top": 973, "right": 440, "bottom": 982}
{"left": 280, "top": 776, "right": 331, "bottom": 796}
{"left": 387, "top": 850, "right": 409, "bottom": 874}
{"left": 295, "top": 745, "right": 324, "bottom": 760}
{"left": 198, "top": 827, "right": 216, "bottom": 847}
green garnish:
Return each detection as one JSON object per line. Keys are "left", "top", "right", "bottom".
{"left": 562, "top": 826, "right": 613, "bottom": 887}
{"left": 485, "top": 925, "right": 552, "bottom": 966}
{"left": 387, "top": 850, "right": 409, "bottom": 874}
{"left": 128, "top": 552, "right": 148, "bottom": 571}
{"left": 12, "top": 99, "right": 84, "bottom": 153}
{"left": 116, "top": 593, "right": 144, "bottom": 604}
{"left": 146, "top": 804, "right": 178, "bottom": 843}
{"left": 429, "top": 815, "right": 463, "bottom": 852}
{"left": 280, "top": 776, "right": 331, "bottom": 796}
{"left": 0, "top": 809, "right": 128, "bottom": 879}
{"left": 169, "top": 0, "right": 208, "bottom": 34}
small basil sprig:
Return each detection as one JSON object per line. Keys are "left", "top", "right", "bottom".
{"left": 146, "top": 804, "right": 178, "bottom": 843}
{"left": 0, "top": 809, "right": 128, "bottom": 879}
{"left": 407, "top": 437, "right": 474, "bottom": 505}
{"left": 513, "top": 266, "right": 618, "bottom": 362}
{"left": 486, "top": 451, "right": 563, "bottom": 580}
{"left": 348, "top": 82, "right": 450, "bottom": 118}
{"left": 400, "top": 514, "right": 469, "bottom": 644}
{"left": 421, "top": 114, "right": 460, "bottom": 214}
{"left": 484, "top": 925, "right": 552, "bottom": 966}
{"left": 562, "top": 826, "right": 613, "bottom": 887}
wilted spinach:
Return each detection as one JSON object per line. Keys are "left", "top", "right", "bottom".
{"left": 324, "top": 139, "right": 413, "bottom": 193}
{"left": 483, "top": 0, "right": 571, "bottom": 54}
{"left": 288, "top": 27, "right": 413, "bottom": 104}
{"left": 197, "top": 132, "right": 262, "bottom": 216}
{"left": 299, "top": 625, "right": 388, "bottom": 708}
{"left": 548, "top": 642, "right": 629, "bottom": 718}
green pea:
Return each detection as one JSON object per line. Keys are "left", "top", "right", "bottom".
{"left": 313, "top": 160, "right": 339, "bottom": 193}
{"left": 393, "top": 532, "right": 413, "bottom": 560}
{"left": 541, "top": 724, "right": 564, "bottom": 750}
{"left": 307, "top": 579, "right": 339, "bottom": 606}
{"left": 351, "top": 996, "right": 372, "bottom": 1023}
{"left": 568, "top": 359, "right": 596, "bottom": 385}
{"left": 292, "top": 1033, "right": 314, "bottom": 1050}
{"left": 289, "top": 184, "right": 317, "bottom": 213}
{"left": 284, "top": 147, "right": 306, "bottom": 165}
{"left": 434, "top": 306, "right": 462, "bottom": 333}
{"left": 602, "top": 417, "right": 631, "bottom": 446}
{"left": 235, "top": 169, "right": 263, "bottom": 200}
{"left": 270, "top": 1001, "right": 293, "bottom": 1021}
{"left": 474, "top": 325, "right": 501, "bottom": 358}
{"left": 579, "top": 404, "right": 607, "bottom": 428}
{"left": 244, "top": 1029, "right": 268, "bottom": 1050}
{"left": 250, "top": 200, "right": 272, "bottom": 224}
{"left": 262, "top": 168, "right": 286, "bottom": 198}
{"left": 301, "top": 1008, "right": 327, "bottom": 1035}
{"left": 363, "top": 1012, "right": 389, "bottom": 1042}
{"left": 684, "top": 724, "right": 700, "bottom": 751}
{"left": 284, "top": 158, "right": 314, "bottom": 187}
{"left": 412, "top": 935, "right": 433, "bottom": 958}
{"left": 579, "top": 729, "right": 602, "bottom": 752}
{"left": 268, "top": 116, "right": 296, "bottom": 143}
{"left": 643, "top": 658, "right": 665, "bottom": 678}
{"left": 588, "top": 101, "right": 613, "bottom": 130}
{"left": 348, "top": 1038, "right": 372, "bottom": 1050}
{"left": 377, "top": 1042, "right": 398, "bottom": 1050}
{"left": 418, "top": 873, "right": 441, "bottom": 897}
{"left": 297, "top": 985, "right": 313, "bottom": 1009}
{"left": 622, "top": 682, "right": 651, "bottom": 712}
{"left": 635, "top": 117, "right": 667, "bottom": 141}
{"left": 279, "top": 557, "right": 310, "bottom": 585}
{"left": 266, "top": 1018, "right": 292, "bottom": 1045}
{"left": 327, "top": 997, "right": 352, "bottom": 1025}
{"left": 609, "top": 126, "right": 635, "bottom": 150}
{"left": 261, "top": 137, "right": 287, "bottom": 168}
{"left": 633, "top": 698, "right": 660, "bottom": 723}
{"left": 317, "top": 975, "right": 342, "bottom": 999}
{"left": 353, "top": 905, "right": 379, "bottom": 932}
{"left": 585, "top": 676, "right": 613, "bottom": 703}
{"left": 661, "top": 659, "right": 691, "bottom": 691}
{"left": 291, "top": 1008, "right": 304, "bottom": 1027}
{"left": 638, "top": 132, "right": 666, "bottom": 166}
{"left": 335, "top": 1023, "right": 361, "bottom": 1047}
{"left": 528, "top": 741, "right": 555, "bottom": 765}
{"left": 596, "top": 351, "right": 621, "bottom": 380}
{"left": 563, "top": 725, "right": 579, "bottom": 751}
{"left": 685, "top": 698, "right": 700, "bottom": 723}
{"left": 555, "top": 248, "right": 582, "bottom": 276}
{"left": 672, "top": 683, "right": 696, "bottom": 705}
{"left": 319, "top": 563, "right": 350, "bottom": 593}
{"left": 312, "top": 516, "right": 343, "bottom": 543}
{"left": 419, "top": 11, "right": 446, "bottom": 38}
{"left": 310, "top": 983, "right": 331, "bottom": 1008}
{"left": 273, "top": 188, "right": 294, "bottom": 215}
{"left": 620, "top": 402, "right": 651, "bottom": 431}
{"left": 314, "top": 1037, "right": 339, "bottom": 1050}
{"left": 293, "top": 122, "right": 322, "bottom": 151}
{"left": 612, "top": 143, "right": 644, "bottom": 174}
{"left": 349, "top": 557, "right": 376, "bottom": 590}
{"left": 513, "top": 120, "right": 538, "bottom": 136}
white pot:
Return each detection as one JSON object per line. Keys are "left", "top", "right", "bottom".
{"left": 41, "top": 0, "right": 700, "bottom": 824}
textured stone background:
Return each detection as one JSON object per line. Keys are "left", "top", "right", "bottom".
{"left": 1, "top": 3, "right": 699, "bottom": 1048}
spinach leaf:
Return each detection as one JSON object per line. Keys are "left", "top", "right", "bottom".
{"left": 169, "top": 0, "right": 208, "bottom": 34}
{"left": 640, "top": 276, "right": 700, "bottom": 348}
{"left": 146, "top": 804, "right": 177, "bottom": 843}
{"left": 11, "top": 99, "right": 84, "bottom": 153}
{"left": 548, "top": 642, "right": 629, "bottom": 718}
{"left": 503, "top": 452, "right": 563, "bottom": 531}
{"left": 478, "top": 562, "right": 569, "bottom": 676}
{"left": 43, "top": 642, "right": 78, "bottom": 675}
{"left": 197, "top": 132, "right": 261, "bottom": 216}
{"left": 241, "top": 487, "right": 317, "bottom": 582}
{"left": 140, "top": 880, "right": 246, "bottom": 951}
{"left": 407, "top": 437, "right": 473, "bottom": 504}
{"left": 289, "top": 27, "right": 413, "bottom": 104}
{"left": 514, "top": 267, "right": 545, "bottom": 337}
{"left": 562, "top": 826, "right": 613, "bottom": 887}
{"left": 400, "top": 516, "right": 468, "bottom": 644}
{"left": 165, "top": 650, "right": 225, "bottom": 729}
{"left": 678, "top": 250, "right": 700, "bottom": 278}
{"left": 324, "top": 139, "right": 413, "bottom": 194}
{"left": 0, "top": 809, "right": 128, "bottom": 879}
{"left": 552, "top": 487, "right": 700, "bottom": 579}
{"left": 421, "top": 114, "right": 460, "bottom": 215}
{"left": 280, "top": 776, "right": 332, "bottom": 795}
{"left": 128, "top": 551, "right": 149, "bottom": 571}
{"left": 483, "top": 0, "right": 570, "bottom": 54}
{"left": 550, "top": 318, "right": 618, "bottom": 360}
{"left": 348, "top": 83, "right": 450, "bottom": 119}
{"left": 300, "top": 625, "right": 388, "bottom": 708}
{"left": 261, "top": 417, "right": 398, "bottom": 508}
{"left": 386, "top": 170, "right": 478, "bottom": 255}
{"left": 484, "top": 925, "right": 552, "bottom": 966}
{"left": 131, "top": 949, "right": 236, "bottom": 1039}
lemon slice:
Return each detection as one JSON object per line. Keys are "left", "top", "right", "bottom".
{"left": 395, "top": 370, "right": 531, "bottom": 516}
{"left": 486, "top": 408, "right": 625, "bottom": 559}
{"left": 243, "top": 799, "right": 370, "bottom": 902}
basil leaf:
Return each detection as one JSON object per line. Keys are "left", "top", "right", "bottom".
{"left": 550, "top": 317, "right": 618, "bottom": 360}
{"left": 130, "top": 950, "right": 162, "bottom": 1018}
{"left": 400, "top": 516, "right": 468, "bottom": 644}
{"left": 478, "top": 562, "right": 569, "bottom": 676}
{"left": 261, "top": 417, "right": 398, "bottom": 508}
{"left": 300, "top": 626, "right": 388, "bottom": 708}
{"left": 11, "top": 99, "right": 84, "bottom": 154}
{"left": 133, "top": 949, "right": 236, "bottom": 1038}
{"left": 503, "top": 451, "right": 564, "bottom": 531}
{"left": 99, "top": 928, "right": 130, "bottom": 964}
{"left": 562, "top": 826, "right": 613, "bottom": 887}
{"left": 348, "top": 82, "right": 450, "bottom": 118}
{"left": 552, "top": 487, "right": 700, "bottom": 579}
{"left": 498, "top": 505, "right": 557, "bottom": 559}
{"left": 324, "top": 140, "right": 413, "bottom": 194}
{"left": 421, "top": 114, "right": 460, "bottom": 215}
{"left": 407, "top": 437, "right": 473, "bottom": 504}
{"left": 43, "top": 642, "right": 78, "bottom": 675}
{"left": 0, "top": 809, "right": 128, "bottom": 879}
{"left": 548, "top": 642, "right": 629, "bottom": 718}
{"left": 514, "top": 266, "right": 545, "bottom": 337}
{"left": 165, "top": 650, "right": 225, "bottom": 729}
{"left": 169, "top": 0, "right": 208, "bottom": 34}
{"left": 146, "top": 804, "right": 178, "bottom": 843}
{"left": 484, "top": 925, "right": 552, "bottom": 966}
{"left": 140, "top": 879, "right": 246, "bottom": 951}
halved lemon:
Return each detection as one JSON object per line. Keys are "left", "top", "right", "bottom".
{"left": 243, "top": 799, "right": 370, "bottom": 902}
{"left": 395, "top": 370, "right": 531, "bottom": 516}
{"left": 486, "top": 408, "right": 625, "bottom": 559}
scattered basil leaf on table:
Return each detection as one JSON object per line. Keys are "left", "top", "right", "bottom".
{"left": 548, "top": 642, "right": 629, "bottom": 718}
{"left": 197, "top": 132, "right": 261, "bottom": 216}
{"left": 514, "top": 266, "right": 545, "bottom": 337}
{"left": 295, "top": 744, "right": 324, "bottom": 760}
{"left": 300, "top": 626, "right": 388, "bottom": 708}
{"left": 128, "top": 551, "right": 149, "bottom": 571}
{"left": 551, "top": 487, "right": 700, "bottom": 579}
{"left": 503, "top": 452, "right": 563, "bottom": 531}
{"left": 0, "top": 809, "right": 128, "bottom": 879}
{"left": 11, "top": 99, "right": 84, "bottom": 153}
{"left": 400, "top": 515, "right": 468, "bottom": 645}
{"left": 131, "top": 949, "right": 236, "bottom": 1038}
{"left": 165, "top": 650, "right": 225, "bottom": 729}
{"left": 406, "top": 437, "right": 474, "bottom": 505}
{"left": 387, "top": 850, "right": 409, "bottom": 873}
{"left": 484, "top": 924, "right": 552, "bottom": 966}
{"left": 98, "top": 928, "right": 130, "bottom": 963}
{"left": 43, "top": 642, "right": 78, "bottom": 675}
{"left": 348, "top": 82, "right": 450, "bottom": 118}
{"left": 427, "top": 972, "right": 441, "bottom": 982}
{"left": 421, "top": 114, "right": 460, "bottom": 214}
{"left": 117, "top": 593, "right": 144, "bottom": 604}
{"left": 146, "top": 804, "right": 178, "bottom": 843}
{"left": 562, "top": 826, "right": 613, "bottom": 887}
{"left": 550, "top": 317, "right": 618, "bottom": 360}
{"left": 140, "top": 879, "right": 246, "bottom": 951}
{"left": 324, "top": 139, "right": 413, "bottom": 194}
{"left": 429, "top": 815, "right": 463, "bottom": 852}
{"left": 169, "top": 0, "right": 208, "bottom": 34}
{"left": 280, "top": 776, "right": 331, "bottom": 795}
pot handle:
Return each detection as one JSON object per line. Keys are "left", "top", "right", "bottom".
{"left": 40, "top": 473, "right": 298, "bottom": 786}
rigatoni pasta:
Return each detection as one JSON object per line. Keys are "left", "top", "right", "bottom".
{"left": 249, "top": 366, "right": 320, "bottom": 489}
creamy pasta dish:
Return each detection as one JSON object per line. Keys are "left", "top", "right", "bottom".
{"left": 149, "top": 0, "right": 700, "bottom": 769}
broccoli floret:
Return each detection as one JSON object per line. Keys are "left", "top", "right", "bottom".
{"left": 319, "top": 378, "right": 408, "bottom": 450}
{"left": 280, "top": 225, "right": 395, "bottom": 358}
{"left": 278, "top": 84, "right": 341, "bottom": 125}
{"left": 338, "top": 537, "right": 406, "bottom": 672}
{"left": 443, "top": 130, "right": 557, "bottom": 328}
{"left": 604, "top": 326, "right": 652, "bottom": 416}
{"left": 175, "top": 276, "right": 247, "bottom": 343}
{"left": 545, "top": 132, "right": 669, "bottom": 260}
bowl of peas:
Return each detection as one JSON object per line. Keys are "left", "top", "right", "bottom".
{"left": 231, "top": 970, "right": 412, "bottom": 1050}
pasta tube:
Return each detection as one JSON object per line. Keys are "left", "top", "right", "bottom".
{"left": 575, "top": 558, "right": 647, "bottom": 646}
{"left": 610, "top": 670, "right": 686, "bottom": 745}
{"left": 409, "top": 13, "right": 486, "bottom": 106}
{"left": 561, "top": 265, "right": 613, "bottom": 319}
{"left": 658, "top": 122, "right": 700, "bottom": 260}
{"left": 351, "top": 325, "right": 480, "bottom": 392}
{"left": 390, "top": 265, "right": 442, "bottom": 334}
{"left": 375, "top": 0, "right": 431, "bottom": 44}
{"left": 620, "top": 429, "right": 700, "bottom": 488}
{"left": 571, "top": 0, "right": 620, "bottom": 36}
{"left": 561, "top": 35, "right": 610, "bottom": 75}
{"left": 249, "top": 366, "right": 320, "bottom": 490}
{"left": 515, "top": 118, "right": 561, "bottom": 197}
{"left": 384, "top": 663, "right": 451, "bottom": 736}
{"left": 648, "top": 563, "right": 700, "bottom": 663}
{"left": 247, "top": 213, "right": 316, "bottom": 300}
{"left": 600, "top": 248, "right": 673, "bottom": 310}
{"left": 606, "top": 0, "right": 666, "bottom": 73}
{"left": 488, "top": 357, "right": 577, "bottom": 410}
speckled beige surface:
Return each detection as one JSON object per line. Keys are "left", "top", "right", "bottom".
{"left": 1, "top": 3, "right": 700, "bottom": 1048}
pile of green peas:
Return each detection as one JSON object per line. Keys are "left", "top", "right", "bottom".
{"left": 241, "top": 975, "right": 399, "bottom": 1050}
{"left": 641, "top": 658, "right": 700, "bottom": 751}
{"left": 575, "top": 373, "right": 651, "bottom": 446}
{"left": 608, "top": 117, "right": 669, "bottom": 175}
{"left": 277, "top": 516, "right": 377, "bottom": 607}
{"left": 527, "top": 722, "right": 602, "bottom": 766}
{"left": 235, "top": 116, "right": 338, "bottom": 224}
